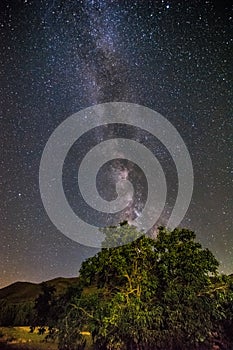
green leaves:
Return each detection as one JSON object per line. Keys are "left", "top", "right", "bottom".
{"left": 59, "top": 224, "right": 233, "bottom": 350}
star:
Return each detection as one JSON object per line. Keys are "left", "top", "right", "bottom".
{"left": 0, "top": 0, "right": 232, "bottom": 287}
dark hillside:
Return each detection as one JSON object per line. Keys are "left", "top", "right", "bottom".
{"left": 0, "top": 277, "right": 80, "bottom": 304}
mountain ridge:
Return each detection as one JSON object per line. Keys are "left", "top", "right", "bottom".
{"left": 0, "top": 277, "right": 80, "bottom": 303}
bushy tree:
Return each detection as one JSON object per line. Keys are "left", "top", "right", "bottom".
{"left": 0, "top": 300, "right": 35, "bottom": 326}
{"left": 33, "top": 282, "right": 56, "bottom": 334}
{"left": 57, "top": 284, "right": 87, "bottom": 350}
{"left": 59, "top": 224, "right": 233, "bottom": 350}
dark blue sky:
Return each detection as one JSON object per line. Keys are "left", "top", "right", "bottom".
{"left": 0, "top": 0, "right": 232, "bottom": 287}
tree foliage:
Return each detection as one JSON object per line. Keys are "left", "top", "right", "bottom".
{"left": 0, "top": 300, "right": 35, "bottom": 326}
{"left": 58, "top": 224, "right": 233, "bottom": 350}
{"left": 34, "top": 283, "right": 56, "bottom": 324}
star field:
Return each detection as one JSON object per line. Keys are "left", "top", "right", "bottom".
{"left": 0, "top": 0, "right": 232, "bottom": 287}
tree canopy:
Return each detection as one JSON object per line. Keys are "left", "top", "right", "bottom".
{"left": 58, "top": 224, "right": 233, "bottom": 350}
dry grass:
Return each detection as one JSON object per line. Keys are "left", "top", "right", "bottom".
{"left": 0, "top": 327, "right": 57, "bottom": 349}
{"left": 0, "top": 327, "right": 93, "bottom": 350}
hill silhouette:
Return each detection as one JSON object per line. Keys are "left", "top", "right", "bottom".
{"left": 0, "top": 277, "right": 80, "bottom": 304}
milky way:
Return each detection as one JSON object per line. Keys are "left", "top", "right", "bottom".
{"left": 0, "top": 0, "right": 232, "bottom": 287}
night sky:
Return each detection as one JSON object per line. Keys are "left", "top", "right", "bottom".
{"left": 1, "top": 0, "right": 232, "bottom": 288}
